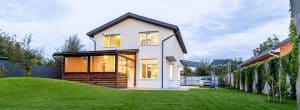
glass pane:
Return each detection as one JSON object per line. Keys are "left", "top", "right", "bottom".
{"left": 90, "top": 55, "right": 115, "bottom": 72}
{"left": 103, "top": 36, "right": 110, "bottom": 47}
{"left": 115, "top": 35, "right": 121, "bottom": 47}
{"left": 139, "top": 33, "right": 146, "bottom": 46}
{"left": 142, "top": 64, "right": 146, "bottom": 79}
{"left": 169, "top": 64, "right": 174, "bottom": 80}
{"left": 151, "top": 64, "right": 158, "bottom": 79}
{"left": 65, "top": 57, "right": 88, "bottom": 72}
{"left": 152, "top": 33, "right": 159, "bottom": 45}
{"left": 110, "top": 36, "right": 116, "bottom": 47}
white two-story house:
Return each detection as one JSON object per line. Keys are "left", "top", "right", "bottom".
{"left": 53, "top": 12, "right": 187, "bottom": 88}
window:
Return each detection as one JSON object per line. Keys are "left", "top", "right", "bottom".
{"left": 139, "top": 32, "right": 159, "bottom": 46}
{"left": 90, "top": 55, "right": 115, "bottom": 72}
{"left": 141, "top": 59, "right": 158, "bottom": 79}
{"left": 64, "top": 57, "right": 88, "bottom": 72}
{"left": 169, "top": 64, "right": 174, "bottom": 80}
{"left": 103, "top": 34, "right": 120, "bottom": 47}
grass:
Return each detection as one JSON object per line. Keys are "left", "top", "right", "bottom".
{"left": 0, "top": 78, "right": 296, "bottom": 110}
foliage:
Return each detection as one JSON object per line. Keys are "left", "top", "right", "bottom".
{"left": 0, "top": 78, "right": 296, "bottom": 110}
{"left": 253, "top": 36, "right": 279, "bottom": 56}
{"left": 60, "top": 34, "right": 84, "bottom": 52}
{"left": 0, "top": 31, "right": 44, "bottom": 76}
{"left": 255, "top": 63, "right": 265, "bottom": 94}
{"left": 233, "top": 70, "right": 240, "bottom": 90}
{"left": 183, "top": 66, "right": 193, "bottom": 76}
{"left": 0, "top": 66, "right": 8, "bottom": 78}
{"left": 52, "top": 34, "right": 85, "bottom": 67}
{"left": 194, "top": 66, "right": 210, "bottom": 76}
{"left": 288, "top": 16, "right": 298, "bottom": 100}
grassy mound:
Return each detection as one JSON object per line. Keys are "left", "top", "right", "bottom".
{"left": 0, "top": 78, "right": 296, "bottom": 110}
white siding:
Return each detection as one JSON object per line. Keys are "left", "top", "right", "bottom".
{"left": 92, "top": 18, "right": 185, "bottom": 88}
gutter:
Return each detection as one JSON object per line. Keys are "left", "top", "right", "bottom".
{"left": 161, "top": 31, "right": 178, "bottom": 88}
{"left": 89, "top": 37, "right": 96, "bottom": 50}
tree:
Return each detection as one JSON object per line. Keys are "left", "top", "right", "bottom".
{"left": 252, "top": 36, "right": 280, "bottom": 56}
{"left": 53, "top": 34, "right": 84, "bottom": 67}
{"left": 184, "top": 66, "right": 193, "bottom": 76}
{"left": 194, "top": 66, "right": 210, "bottom": 76}
{"left": 0, "top": 30, "right": 44, "bottom": 76}
{"left": 60, "top": 34, "right": 84, "bottom": 52}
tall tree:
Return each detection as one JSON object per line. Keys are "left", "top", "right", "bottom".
{"left": 61, "top": 34, "right": 84, "bottom": 52}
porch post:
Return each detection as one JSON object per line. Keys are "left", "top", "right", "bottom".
{"left": 87, "top": 56, "right": 90, "bottom": 84}
{"left": 134, "top": 53, "right": 137, "bottom": 87}
{"left": 115, "top": 54, "right": 118, "bottom": 88}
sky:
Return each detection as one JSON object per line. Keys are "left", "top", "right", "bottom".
{"left": 0, "top": 0, "right": 290, "bottom": 61}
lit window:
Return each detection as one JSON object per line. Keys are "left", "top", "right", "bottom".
{"left": 103, "top": 34, "right": 120, "bottom": 47}
{"left": 90, "top": 55, "right": 115, "bottom": 72}
{"left": 139, "top": 32, "right": 159, "bottom": 46}
{"left": 169, "top": 64, "right": 174, "bottom": 80}
{"left": 65, "top": 57, "right": 88, "bottom": 72}
{"left": 141, "top": 59, "right": 158, "bottom": 79}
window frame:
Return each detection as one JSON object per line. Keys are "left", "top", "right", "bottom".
{"left": 140, "top": 59, "right": 158, "bottom": 80}
{"left": 103, "top": 34, "right": 121, "bottom": 48}
{"left": 139, "top": 31, "right": 159, "bottom": 46}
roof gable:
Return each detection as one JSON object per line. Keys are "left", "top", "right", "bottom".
{"left": 87, "top": 12, "right": 187, "bottom": 54}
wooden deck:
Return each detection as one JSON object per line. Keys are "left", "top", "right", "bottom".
{"left": 63, "top": 73, "right": 127, "bottom": 88}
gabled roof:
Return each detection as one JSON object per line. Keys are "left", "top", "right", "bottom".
{"left": 87, "top": 12, "right": 187, "bottom": 54}
{"left": 210, "top": 59, "right": 231, "bottom": 66}
{"left": 240, "top": 38, "right": 290, "bottom": 67}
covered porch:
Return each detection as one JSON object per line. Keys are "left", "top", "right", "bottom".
{"left": 53, "top": 49, "right": 137, "bottom": 88}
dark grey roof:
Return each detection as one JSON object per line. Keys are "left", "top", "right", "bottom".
{"left": 180, "top": 60, "right": 209, "bottom": 67}
{"left": 0, "top": 57, "right": 7, "bottom": 60}
{"left": 87, "top": 12, "right": 187, "bottom": 54}
{"left": 240, "top": 38, "right": 290, "bottom": 67}
{"left": 53, "top": 49, "right": 139, "bottom": 56}
{"left": 210, "top": 59, "right": 231, "bottom": 66}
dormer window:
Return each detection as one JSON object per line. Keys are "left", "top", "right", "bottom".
{"left": 139, "top": 32, "right": 159, "bottom": 46}
{"left": 103, "top": 34, "right": 121, "bottom": 47}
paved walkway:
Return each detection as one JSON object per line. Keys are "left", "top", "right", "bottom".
{"left": 120, "top": 86, "right": 200, "bottom": 91}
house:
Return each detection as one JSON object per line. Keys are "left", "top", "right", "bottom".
{"left": 53, "top": 12, "right": 187, "bottom": 88}
{"left": 240, "top": 38, "right": 292, "bottom": 67}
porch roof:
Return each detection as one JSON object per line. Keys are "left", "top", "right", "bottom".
{"left": 53, "top": 49, "right": 138, "bottom": 56}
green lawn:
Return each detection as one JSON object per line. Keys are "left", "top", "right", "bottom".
{"left": 0, "top": 78, "right": 296, "bottom": 110}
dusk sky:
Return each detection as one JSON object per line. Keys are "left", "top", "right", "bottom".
{"left": 0, "top": 0, "right": 290, "bottom": 61}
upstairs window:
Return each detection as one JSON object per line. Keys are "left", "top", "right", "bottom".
{"left": 139, "top": 32, "right": 159, "bottom": 46}
{"left": 103, "top": 34, "right": 120, "bottom": 47}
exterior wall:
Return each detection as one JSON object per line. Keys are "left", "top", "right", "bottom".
{"left": 92, "top": 18, "right": 184, "bottom": 88}
{"left": 279, "top": 42, "right": 292, "bottom": 57}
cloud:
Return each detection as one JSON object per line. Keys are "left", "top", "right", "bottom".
{"left": 0, "top": 0, "right": 290, "bottom": 60}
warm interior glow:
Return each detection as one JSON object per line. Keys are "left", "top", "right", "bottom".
{"left": 169, "top": 64, "right": 174, "bottom": 80}
{"left": 103, "top": 34, "right": 121, "bottom": 47}
{"left": 141, "top": 59, "right": 158, "bottom": 79}
{"left": 64, "top": 57, "right": 88, "bottom": 72}
{"left": 90, "top": 55, "right": 115, "bottom": 72}
{"left": 139, "top": 32, "right": 159, "bottom": 46}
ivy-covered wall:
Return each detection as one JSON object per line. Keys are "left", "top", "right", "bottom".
{"left": 235, "top": 54, "right": 295, "bottom": 100}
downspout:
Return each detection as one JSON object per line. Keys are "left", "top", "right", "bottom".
{"left": 90, "top": 37, "right": 96, "bottom": 51}
{"left": 161, "top": 31, "right": 177, "bottom": 88}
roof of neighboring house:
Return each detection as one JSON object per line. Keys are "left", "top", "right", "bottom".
{"left": 180, "top": 60, "right": 209, "bottom": 67}
{"left": 86, "top": 12, "right": 187, "bottom": 54}
{"left": 210, "top": 59, "right": 231, "bottom": 66}
{"left": 0, "top": 57, "right": 7, "bottom": 60}
{"left": 53, "top": 49, "right": 139, "bottom": 56}
{"left": 240, "top": 38, "right": 290, "bottom": 67}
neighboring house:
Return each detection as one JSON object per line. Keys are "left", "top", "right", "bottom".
{"left": 240, "top": 38, "right": 292, "bottom": 92}
{"left": 240, "top": 38, "right": 292, "bottom": 67}
{"left": 53, "top": 12, "right": 187, "bottom": 88}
